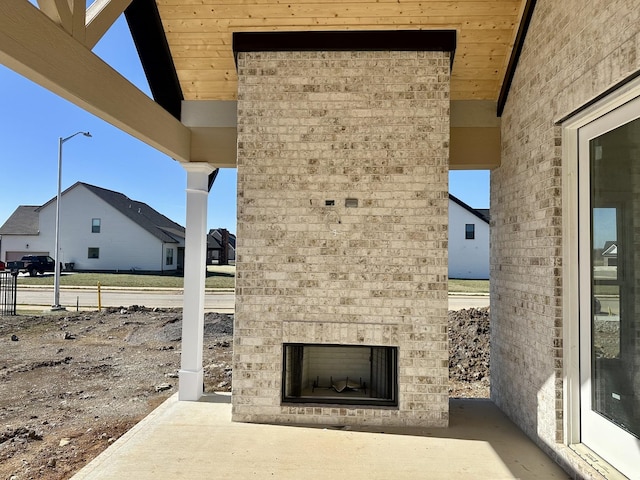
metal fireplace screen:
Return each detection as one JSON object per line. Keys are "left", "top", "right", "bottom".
{"left": 282, "top": 344, "right": 398, "bottom": 406}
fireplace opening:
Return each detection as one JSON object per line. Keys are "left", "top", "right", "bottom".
{"left": 282, "top": 344, "right": 398, "bottom": 406}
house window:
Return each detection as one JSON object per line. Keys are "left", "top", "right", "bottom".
{"left": 166, "top": 248, "right": 174, "bottom": 266}
{"left": 92, "top": 218, "right": 101, "bottom": 233}
{"left": 465, "top": 223, "right": 475, "bottom": 239}
{"left": 88, "top": 247, "right": 99, "bottom": 259}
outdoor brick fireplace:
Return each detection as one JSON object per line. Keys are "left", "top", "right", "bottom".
{"left": 232, "top": 31, "right": 453, "bottom": 428}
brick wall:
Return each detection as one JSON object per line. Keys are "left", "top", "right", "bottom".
{"left": 492, "top": 0, "right": 640, "bottom": 471}
{"left": 233, "top": 50, "right": 450, "bottom": 427}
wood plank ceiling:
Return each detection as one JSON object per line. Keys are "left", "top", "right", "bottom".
{"left": 156, "top": 0, "right": 528, "bottom": 102}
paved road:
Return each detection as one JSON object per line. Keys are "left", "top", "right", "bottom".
{"left": 14, "top": 287, "right": 487, "bottom": 312}
{"left": 15, "top": 287, "right": 235, "bottom": 313}
{"left": 449, "top": 295, "right": 490, "bottom": 310}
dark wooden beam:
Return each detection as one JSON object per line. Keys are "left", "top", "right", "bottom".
{"left": 497, "top": 0, "right": 537, "bottom": 117}
{"left": 233, "top": 30, "right": 457, "bottom": 67}
{"left": 208, "top": 169, "right": 219, "bottom": 192}
{"left": 124, "top": 0, "right": 183, "bottom": 120}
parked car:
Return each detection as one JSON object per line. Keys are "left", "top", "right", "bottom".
{"left": 0, "top": 260, "right": 5, "bottom": 271}
{"left": 6, "top": 255, "right": 56, "bottom": 276}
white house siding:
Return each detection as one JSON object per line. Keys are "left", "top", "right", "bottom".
{"left": 35, "top": 185, "right": 177, "bottom": 272}
{"left": 448, "top": 200, "right": 489, "bottom": 279}
{"left": 491, "top": 0, "right": 640, "bottom": 477}
{"left": 1, "top": 239, "right": 49, "bottom": 262}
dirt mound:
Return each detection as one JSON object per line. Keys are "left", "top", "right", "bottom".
{"left": 449, "top": 307, "right": 490, "bottom": 397}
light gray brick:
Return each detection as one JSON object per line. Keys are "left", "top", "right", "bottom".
{"left": 234, "top": 50, "right": 450, "bottom": 428}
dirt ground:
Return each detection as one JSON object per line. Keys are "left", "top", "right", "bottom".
{"left": 0, "top": 306, "right": 489, "bottom": 480}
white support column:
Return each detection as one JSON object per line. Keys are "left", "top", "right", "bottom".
{"left": 179, "top": 163, "right": 214, "bottom": 401}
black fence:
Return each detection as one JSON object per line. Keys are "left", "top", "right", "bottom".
{"left": 0, "top": 271, "right": 17, "bottom": 315}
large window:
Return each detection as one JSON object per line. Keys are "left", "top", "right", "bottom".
{"left": 88, "top": 247, "right": 99, "bottom": 259}
{"left": 574, "top": 93, "right": 640, "bottom": 479}
{"left": 91, "top": 218, "right": 101, "bottom": 233}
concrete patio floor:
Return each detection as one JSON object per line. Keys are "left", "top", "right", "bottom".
{"left": 72, "top": 394, "right": 570, "bottom": 479}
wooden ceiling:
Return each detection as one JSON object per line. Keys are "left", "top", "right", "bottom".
{"left": 156, "top": 0, "right": 528, "bottom": 102}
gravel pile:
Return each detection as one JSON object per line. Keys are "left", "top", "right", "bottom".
{"left": 449, "top": 307, "right": 490, "bottom": 383}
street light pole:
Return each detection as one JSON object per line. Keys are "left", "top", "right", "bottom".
{"left": 52, "top": 131, "right": 92, "bottom": 310}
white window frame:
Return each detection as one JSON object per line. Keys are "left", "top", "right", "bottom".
{"left": 562, "top": 76, "right": 640, "bottom": 448}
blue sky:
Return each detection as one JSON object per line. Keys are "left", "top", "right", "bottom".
{"left": 0, "top": 14, "right": 489, "bottom": 236}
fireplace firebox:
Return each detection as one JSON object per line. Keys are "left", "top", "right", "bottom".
{"left": 282, "top": 344, "right": 398, "bottom": 406}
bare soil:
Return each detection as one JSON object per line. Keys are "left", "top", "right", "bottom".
{"left": 448, "top": 307, "right": 491, "bottom": 398}
{"left": 0, "top": 306, "right": 489, "bottom": 480}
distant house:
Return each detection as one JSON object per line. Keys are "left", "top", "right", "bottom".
{"left": 448, "top": 194, "right": 490, "bottom": 280}
{"left": 207, "top": 228, "right": 236, "bottom": 265}
{"left": 0, "top": 182, "right": 185, "bottom": 272}
{"left": 601, "top": 241, "right": 618, "bottom": 267}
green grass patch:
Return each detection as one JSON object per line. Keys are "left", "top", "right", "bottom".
{"left": 16, "top": 265, "right": 235, "bottom": 289}
{"left": 448, "top": 279, "right": 489, "bottom": 294}
{"left": 593, "top": 284, "right": 619, "bottom": 296}
{"left": 17, "top": 268, "right": 485, "bottom": 294}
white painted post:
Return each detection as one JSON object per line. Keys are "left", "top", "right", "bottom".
{"left": 179, "top": 163, "right": 214, "bottom": 401}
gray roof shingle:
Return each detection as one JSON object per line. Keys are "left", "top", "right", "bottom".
{"left": 2, "top": 183, "right": 184, "bottom": 243}
{"left": 207, "top": 228, "right": 236, "bottom": 250}
{"left": 0, "top": 206, "right": 40, "bottom": 235}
